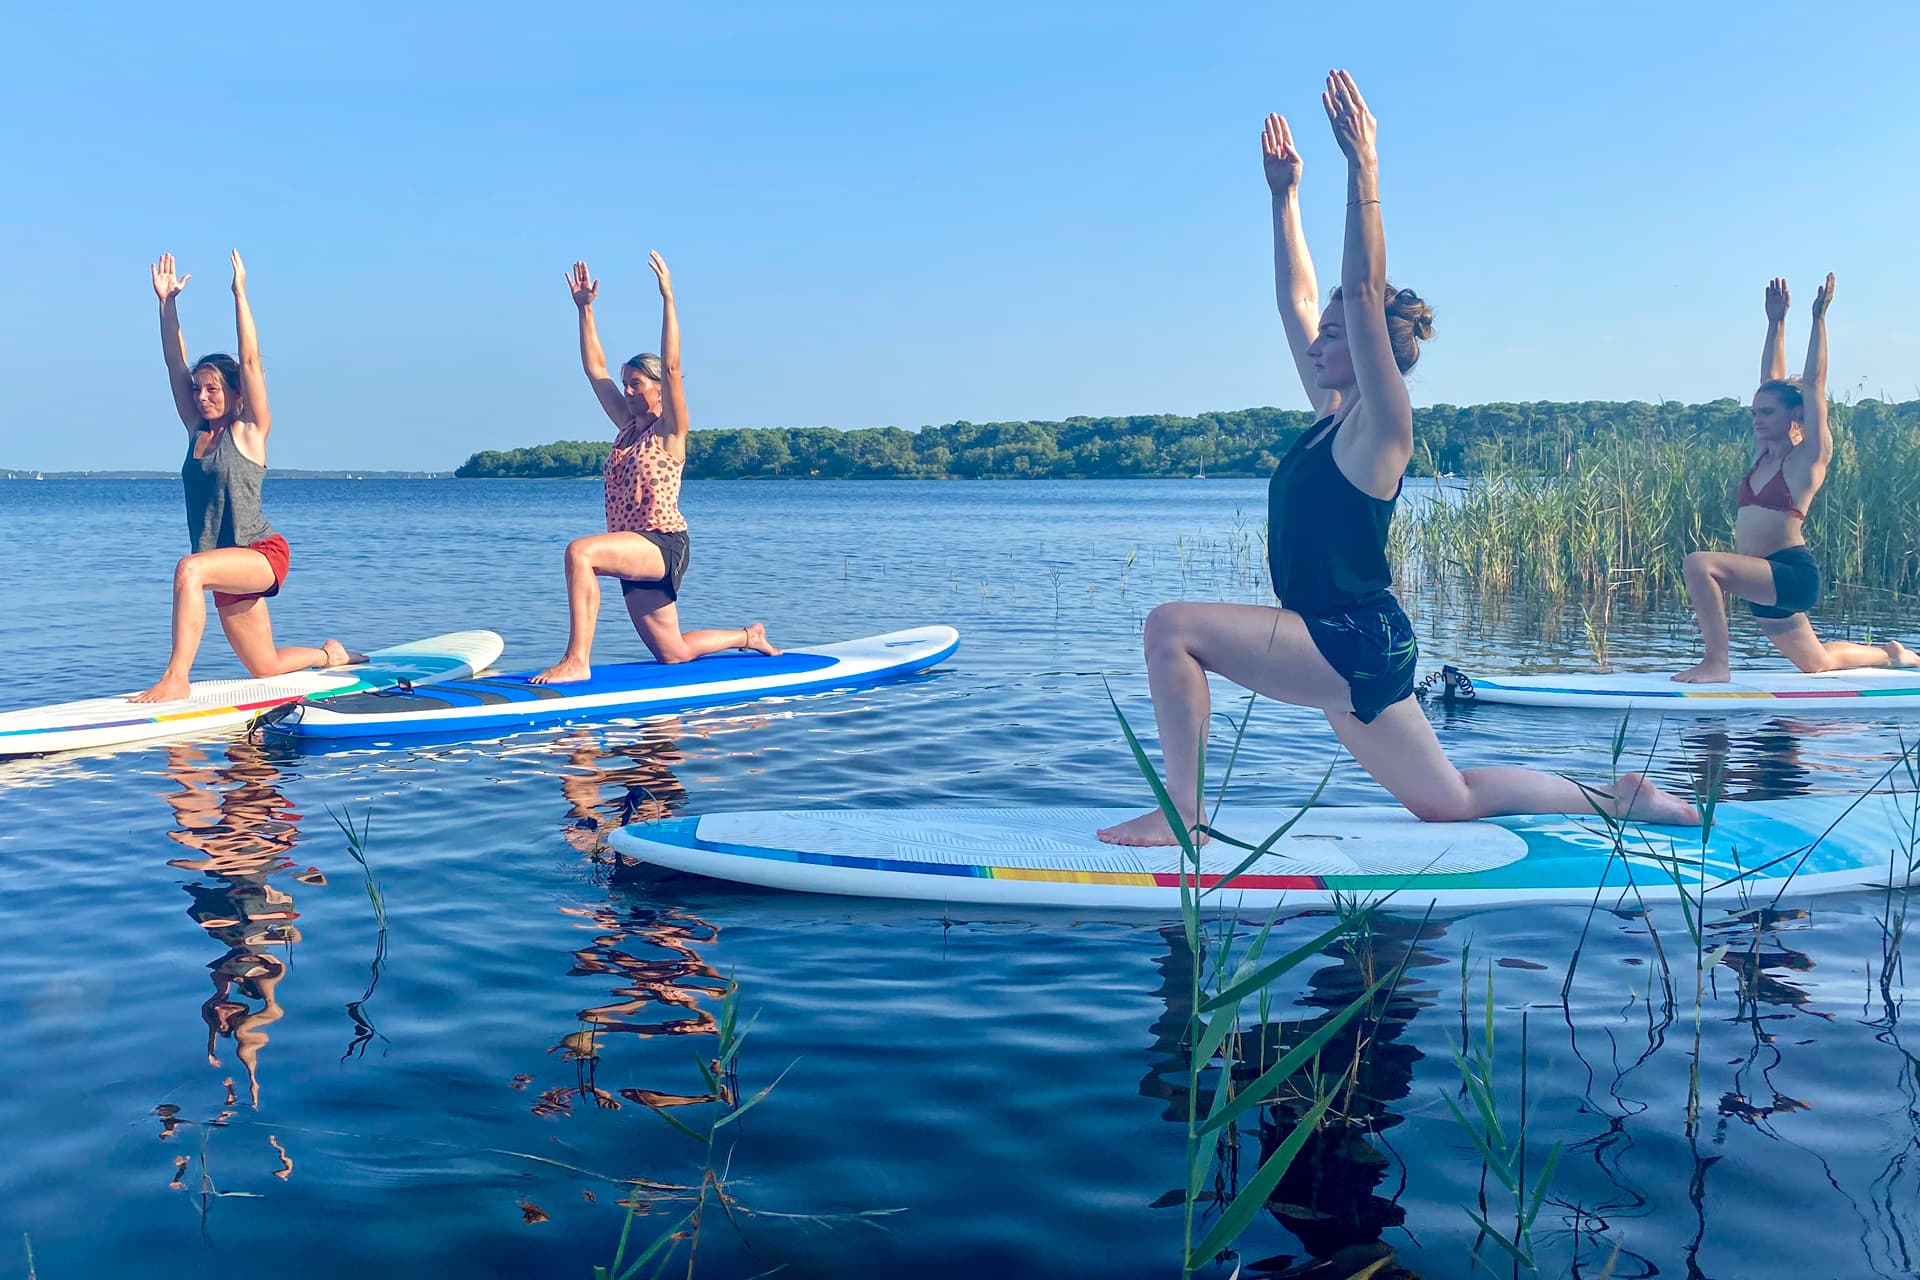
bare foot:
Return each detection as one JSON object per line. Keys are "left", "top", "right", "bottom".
{"left": 743, "top": 623, "right": 782, "bottom": 657}
{"left": 1671, "top": 660, "right": 1731, "bottom": 684}
{"left": 530, "top": 656, "right": 591, "bottom": 685}
{"left": 1096, "top": 810, "right": 1208, "bottom": 847}
{"left": 1608, "top": 772, "right": 1701, "bottom": 826}
{"left": 1884, "top": 640, "right": 1918, "bottom": 669}
{"left": 322, "top": 639, "right": 367, "bottom": 668}
{"left": 130, "top": 674, "right": 191, "bottom": 704}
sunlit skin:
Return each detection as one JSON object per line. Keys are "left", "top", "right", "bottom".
{"left": 1096, "top": 71, "right": 1699, "bottom": 847}
{"left": 530, "top": 254, "right": 779, "bottom": 684}
{"left": 129, "top": 250, "right": 363, "bottom": 704}
{"left": 1673, "top": 274, "right": 1915, "bottom": 683}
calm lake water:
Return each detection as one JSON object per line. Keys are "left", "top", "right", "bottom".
{"left": 2, "top": 477, "right": 1918, "bottom": 1279}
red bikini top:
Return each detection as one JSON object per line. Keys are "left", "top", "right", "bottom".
{"left": 1738, "top": 462, "right": 1805, "bottom": 520}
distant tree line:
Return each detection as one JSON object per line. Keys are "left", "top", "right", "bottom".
{"left": 453, "top": 398, "right": 1920, "bottom": 480}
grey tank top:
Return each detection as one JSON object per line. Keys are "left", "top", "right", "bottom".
{"left": 183, "top": 426, "right": 276, "bottom": 552}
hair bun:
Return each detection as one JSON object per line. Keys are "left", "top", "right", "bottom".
{"left": 1377, "top": 284, "right": 1434, "bottom": 371}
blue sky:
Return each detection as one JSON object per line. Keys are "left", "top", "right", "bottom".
{"left": 3, "top": 1, "right": 1918, "bottom": 470}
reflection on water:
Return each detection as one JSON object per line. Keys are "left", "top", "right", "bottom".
{"left": 535, "top": 725, "right": 731, "bottom": 1119}
{"left": 1142, "top": 917, "right": 1446, "bottom": 1278}
{"left": 160, "top": 743, "right": 307, "bottom": 1109}
{"left": 1139, "top": 881, "right": 1920, "bottom": 1278}
{"left": 1672, "top": 715, "right": 1910, "bottom": 804}
{"left": 553, "top": 724, "right": 691, "bottom": 874}
{"left": 150, "top": 741, "right": 312, "bottom": 1222}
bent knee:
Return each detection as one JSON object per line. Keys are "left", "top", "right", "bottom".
{"left": 1142, "top": 603, "right": 1197, "bottom": 657}
{"left": 1403, "top": 792, "right": 1476, "bottom": 824}
{"left": 1789, "top": 650, "right": 1839, "bottom": 674}
{"left": 172, "top": 556, "right": 202, "bottom": 590}
{"left": 653, "top": 646, "right": 695, "bottom": 665}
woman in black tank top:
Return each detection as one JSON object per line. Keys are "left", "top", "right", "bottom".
{"left": 1097, "top": 71, "right": 1699, "bottom": 847}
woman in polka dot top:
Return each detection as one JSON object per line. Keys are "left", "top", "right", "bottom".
{"left": 532, "top": 251, "right": 781, "bottom": 684}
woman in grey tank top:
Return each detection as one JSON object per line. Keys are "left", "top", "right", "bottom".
{"left": 130, "top": 251, "right": 364, "bottom": 704}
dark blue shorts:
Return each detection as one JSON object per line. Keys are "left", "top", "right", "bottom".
{"left": 1301, "top": 597, "right": 1419, "bottom": 724}
{"left": 1748, "top": 544, "right": 1821, "bottom": 621}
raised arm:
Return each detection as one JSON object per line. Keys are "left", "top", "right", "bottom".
{"left": 1760, "top": 276, "right": 1790, "bottom": 385}
{"left": 1263, "top": 114, "right": 1335, "bottom": 418}
{"left": 649, "top": 251, "right": 689, "bottom": 447}
{"left": 1324, "top": 70, "right": 1412, "bottom": 476}
{"left": 230, "top": 250, "right": 272, "bottom": 436}
{"left": 1800, "top": 273, "right": 1834, "bottom": 471}
{"left": 567, "top": 261, "right": 628, "bottom": 426}
{"left": 152, "top": 253, "right": 198, "bottom": 428}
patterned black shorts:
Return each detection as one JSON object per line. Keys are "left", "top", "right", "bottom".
{"left": 1301, "top": 597, "right": 1419, "bottom": 724}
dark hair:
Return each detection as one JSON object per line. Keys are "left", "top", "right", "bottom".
{"left": 1756, "top": 378, "right": 1805, "bottom": 419}
{"left": 190, "top": 353, "right": 243, "bottom": 396}
{"left": 622, "top": 353, "right": 664, "bottom": 382}
{"left": 1329, "top": 284, "right": 1435, "bottom": 372}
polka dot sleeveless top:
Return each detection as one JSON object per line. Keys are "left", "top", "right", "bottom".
{"left": 603, "top": 415, "right": 688, "bottom": 535}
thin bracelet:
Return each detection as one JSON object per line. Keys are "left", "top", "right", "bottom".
{"left": 1348, "top": 198, "right": 1380, "bottom": 206}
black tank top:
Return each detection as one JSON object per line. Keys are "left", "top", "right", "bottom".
{"left": 1266, "top": 414, "right": 1397, "bottom": 615}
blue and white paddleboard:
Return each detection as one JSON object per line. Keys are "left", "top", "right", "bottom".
{"left": 1430, "top": 663, "right": 1920, "bottom": 713}
{"left": 0, "top": 630, "right": 504, "bottom": 758}
{"left": 265, "top": 625, "right": 959, "bottom": 741}
{"left": 607, "top": 793, "right": 1918, "bottom": 909}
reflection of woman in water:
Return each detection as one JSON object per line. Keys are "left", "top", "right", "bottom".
{"left": 133, "top": 251, "right": 363, "bottom": 704}
{"left": 532, "top": 726, "right": 735, "bottom": 1117}
{"left": 1140, "top": 917, "right": 1440, "bottom": 1274}
{"left": 1099, "top": 73, "right": 1697, "bottom": 847}
{"left": 554, "top": 724, "right": 691, "bottom": 865}
{"left": 161, "top": 742, "right": 304, "bottom": 1108}
{"left": 532, "top": 253, "right": 780, "bottom": 684}
{"left": 1679, "top": 716, "right": 1827, "bottom": 803}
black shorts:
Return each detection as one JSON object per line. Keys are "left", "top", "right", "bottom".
{"left": 616, "top": 529, "right": 690, "bottom": 602}
{"left": 1301, "top": 597, "right": 1419, "bottom": 724}
{"left": 1747, "top": 544, "right": 1821, "bottom": 620}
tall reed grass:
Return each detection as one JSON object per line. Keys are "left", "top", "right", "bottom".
{"left": 1394, "top": 409, "right": 1920, "bottom": 602}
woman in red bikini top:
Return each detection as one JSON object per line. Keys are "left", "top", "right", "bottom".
{"left": 1673, "top": 274, "right": 1913, "bottom": 682}
{"left": 131, "top": 251, "right": 363, "bottom": 705}
{"left": 530, "top": 251, "right": 781, "bottom": 685}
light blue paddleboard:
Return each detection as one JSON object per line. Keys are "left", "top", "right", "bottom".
{"left": 1429, "top": 663, "right": 1920, "bottom": 713}
{"left": 266, "top": 625, "right": 959, "bottom": 741}
{"left": 607, "top": 793, "right": 1918, "bottom": 910}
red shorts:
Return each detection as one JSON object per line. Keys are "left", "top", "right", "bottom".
{"left": 213, "top": 534, "right": 292, "bottom": 609}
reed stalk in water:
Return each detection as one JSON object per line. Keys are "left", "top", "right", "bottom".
{"left": 1108, "top": 687, "right": 1398, "bottom": 1276}
{"left": 1444, "top": 953, "right": 1563, "bottom": 1277}
{"left": 1397, "top": 411, "right": 1920, "bottom": 603}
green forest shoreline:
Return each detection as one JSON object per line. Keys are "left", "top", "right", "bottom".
{"left": 454, "top": 397, "right": 1920, "bottom": 480}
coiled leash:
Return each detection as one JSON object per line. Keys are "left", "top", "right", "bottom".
{"left": 1413, "top": 664, "right": 1476, "bottom": 704}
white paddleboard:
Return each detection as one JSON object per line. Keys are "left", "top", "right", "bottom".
{"left": 0, "top": 630, "right": 503, "bottom": 757}
{"left": 266, "top": 625, "right": 958, "bottom": 741}
{"left": 607, "top": 794, "right": 1918, "bottom": 909}
{"left": 1426, "top": 663, "right": 1920, "bottom": 714}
